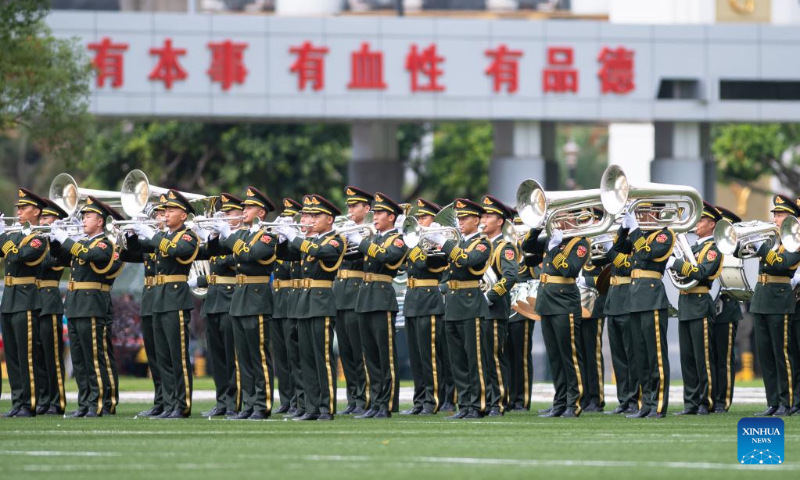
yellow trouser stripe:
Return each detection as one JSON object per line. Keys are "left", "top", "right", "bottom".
{"left": 387, "top": 312, "right": 397, "bottom": 412}
{"left": 725, "top": 323, "right": 734, "bottom": 410}
{"left": 258, "top": 315, "right": 272, "bottom": 412}
{"left": 654, "top": 310, "right": 665, "bottom": 414}
{"left": 52, "top": 315, "right": 66, "bottom": 411}
{"left": 91, "top": 317, "right": 104, "bottom": 415}
{"left": 27, "top": 311, "right": 36, "bottom": 411}
{"left": 493, "top": 320, "right": 505, "bottom": 413}
{"left": 102, "top": 324, "right": 117, "bottom": 413}
{"left": 702, "top": 319, "right": 714, "bottom": 410}
{"left": 235, "top": 352, "right": 242, "bottom": 410}
{"left": 363, "top": 351, "right": 371, "bottom": 410}
{"left": 324, "top": 317, "right": 335, "bottom": 413}
{"left": 523, "top": 321, "right": 530, "bottom": 408}
{"left": 475, "top": 318, "right": 486, "bottom": 413}
{"left": 431, "top": 315, "right": 440, "bottom": 412}
{"left": 569, "top": 313, "right": 584, "bottom": 414}
{"left": 179, "top": 311, "right": 192, "bottom": 414}
{"left": 596, "top": 319, "right": 604, "bottom": 405}
{"left": 785, "top": 315, "right": 794, "bottom": 408}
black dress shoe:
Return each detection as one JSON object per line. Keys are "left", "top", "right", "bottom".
{"left": 754, "top": 406, "right": 778, "bottom": 416}
{"left": 581, "top": 402, "right": 601, "bottom": 413}
{"left": 673, "top": 409, "right": 697, "bottom": 416}
{"left": 292, "top": 413, "right": 319, "bottom": 421}
{"left": 561, "top": 410, "right": 579, "bottom": 418}
{"left": 626, "top": 409, "right": 649, "bottom": 418}
{"left": 225, "top": 410, "right": 238, "bottom": 417}
{"left": 286, "top": 407, "right": 298, "bottom": 417}
{"left": 35, "top": 405, "right": 49, "bottom": 415}
{"left": 317, "top": 413, "right": 334, "bottom": 421}
{"left": 790, "top": 406, "right": 800, "bottom": 416}
{"left": 697, "top": 405, "right": 710, "bottom": 415}
{"left": 487, "top": 409, "right": 504, "bottom": 417}
{"left": 713, "top": 406, "right": 728, "bottom": 413}
{"left": 373, "top": 410, "right": 391, "bottom": 419}
{"left": 288, "top": 409, "right": 306, "bottom": 419}
{"left": 46, "top": 406, "right": 65, "bottom": 415}
{"left": 624, "top": 406, "right": 640, "bottom": 414}
{"left": 165, "top": 410, "right": 189, "bottom": 419}
{"left": 511, "top": 405, "right": 527, "bottom": 411}
{"left": 229, "top": 410, "right": 253, "bottom": 420}
{"left": 539, "top": 410, "right": 564, "bottom": 418}
{"left": 538, "top": 407, "right": 552, "bottom": 414}
{"left": 14, "top": 407, "right": 35, "bottom": 417}
{"left": 150, "top": 410, "right": 173, "bottom": 420}
{"left": 102, "top": 409, "right": 115, "bottom": 416}
{"left": 351, "top": 406, "right": 367, "bottom": 415}
{"left": 773, "top": 405, "right": 791, "bottom": 416}
{"left": 248, "top": 411, "right": 270, "bottom": 420}
{"left": 274, "top": 405, "right": 290, "bottom": 415}
{"left": 202, "top": 407, "right": 227, "bottom": 417}
{"left": 3, "top": 407, "right": 21, "bottom": 418}
{"left": 646, "top": 412, "right": 666, "bottom": 419}
{"left": 355, "top": 408, "right": 378, "bottom": 419}
{"left": 439, "top": 402, "right": 455, "bottom": 412}
{"left": 605, "top": 405, "right": 627, "bottom": 415}
{"left": 138, "top": 407, "right": 163, "bottom": 417}
{"left": 68, "top": 409, "right": 87, "bottom": 418}
{"left": 419, "top": 409, "right": 435, "bottom": 415}
{"left": 401, "top": 406, "right": 423, "bottom": 415}
{"left": 83, "top": 411, "right": 100, "bottom": 418}
{"left": 445, "top": 409, "right": 469, "bottom": 420}
{"left": 340, "top": 405, "right": 356, "bottom": 415}
{"left": 462, "top": 410, "right": 483, "bottom": 420}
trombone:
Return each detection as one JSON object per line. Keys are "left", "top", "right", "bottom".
{"left": 49, "top": 173, "right": 123, "bottom": 218}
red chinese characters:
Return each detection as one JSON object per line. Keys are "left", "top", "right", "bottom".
{"left": 598, "top": 46, "right": 635, "bottom": 95}
{"left": 543, "top": 47, "right": 578, "bottom": 93}
{"left": 87, "top": 37, "right": 129, "bottom": 88}
{"left": 348, "top": 42, "right": 387, "bottom": 90}
{"left": 149, "top": 39, "right": 188, "bottom": 89}
{"left": 485, "top": 44, "right": 523, "bottom": 93}
{"left": 289, "top": 41, "right": 329, "bottom": 91}
{"left": 405, "top": 44, "right": 445, "bottom": 92}
{"left": 207, "top": 40, "right": 249, "bottom": 91}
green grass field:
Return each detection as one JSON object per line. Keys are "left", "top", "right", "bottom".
{"left": 1, "top": 393, "right": 798, "bottom": 479}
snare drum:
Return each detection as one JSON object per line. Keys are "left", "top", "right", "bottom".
{"left": 719, "top": 256, "right": 759, "bottom": 301}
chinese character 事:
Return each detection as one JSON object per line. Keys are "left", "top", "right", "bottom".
{"left": 289, "top": 41, "right": 330, "bottom": 91}
{"left": 149, "top": 39, "right": 188, "bottom": 89}
{"left": 543, "top": 46, "right": 578, "bottom": 93}
{"left": 208, "top": 40, "right": 249, "bottom": 91}
{"left": 88, "top": 37, "right": 129, "bottom": 88}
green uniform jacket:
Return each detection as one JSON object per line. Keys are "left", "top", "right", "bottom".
{"left": 355, "top": 228, "right": 408, "bottom": 313}
{"left": 56, "top": 234, "right": 115, "bottom": 318}
{"left": 272, "top": 258, "right": 293, "bottom": 319}
{"left": 37, "top": 250, "right": 67, "bottom": 316}
{"left": 672, "top": 239, "right": 723, "bottom": 321}
{"left": 535, "top": 236, "right": 590, "bottom": 316}
{"left": 750, "top": 241, "right": 800, "bottom": 315}
{"left": 485, "top": 235, "right": 519, "bottom": 320}
{"left": 603, "top": 230, "right": 633, "bottom": 316}
{"left": 208, "top": 228, "right": 277, "bottom": 317}
{"left": 277, "top": 246, "right": 303, "bottom": 319}
{"left": 288, "top": 231, "right": 346, "bottom": 319}
{"left": 141, "top": 226, "right": 199, "bottom": 314}
{"left": 583, "top": 255, "right": 610, "bottom": 319}
{"left": 101, "top": 245, "right": 125, "bottom": 289}
{"left": 195, "top": 245, "right": 237, "bottom": 316}
{"left": 403, "top": 246, "right": 447, "bottom": 317}
{"left": 624, "top": 227, "right": 675, "bottom": 313}
{"left": 334, "top": 249, "right": 365, "bottom": 311}
{"left": 119, "top": 234, "right": 157, "bottom": 317}
{"left": 441, "top": 233, "right": 492, "bottom": 321}
{"left": 1, "top": 231, "right": 48, "bottom": 313}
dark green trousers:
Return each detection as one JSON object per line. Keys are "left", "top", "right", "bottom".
{"left": 336, "top": 309, "right": 367, "bottom": 409}
{"left": 232, "top": 314, "right": 273, "bottom": 415}
{"left": 1, "top": 311, "right": 39, "bottom": 411}
{"left": 630, "top": 309, "right": 670, "bottom": 415}
{"left": 712, "top": 321, "right": 738, "bottom": 411}
{"left": 207, "top": 312, "right": 239, "bottom": 412}
{"left": 140, "top": 315, "right": 165, "bottom": 410}
{"left": 153, "top": 310, "right": 193, "bottom": 415}
{"left": 678, "top": 317, "right": 715, "bottom": 411}
{"left": 438, "top": 324, "right": 457, "bottom": 407}
{"left": 580, "top": 317, "right": 605, "bottom": 409}
{"left": 540, "top": 313, "right": 584, "bottom": 413}
{"left": 791, "top": 319, "right": 800, "bottom": 410}
{"left": 359, "top": 311, "right": 398, "bottom": 412}
{"left": 606, "top": 314, "right": 639, "bottom": 410}
{"left": 68, "top": 316, "right": 108, "bottom": 415}
{"left": 298, "top": 317, "right": 337, "bottom": 415}
{"left": 481, "top": 318, "right": 509, "bottom": 412}
{"left": 270, "top": 316, "right": 293, "bottom": 410}
{"left": 36, "top": 314, "right": 66, "bottom": 412}
{"left": 754, "top": 314, "right": 794, "bottom": 408}
{"left": 406, "top": 315, "right": 444, "bottom": 412}
{"left": 101, "top": 310, "right": 119, "bottom": 414}
{"left": 506, "top": 318, "right": 535, "bottom": 410}
{"left": 445, "top": 318, "right": 486, "bottom": 413}
{"left": 286, "top": 318, "right": 305, "bottom": 412}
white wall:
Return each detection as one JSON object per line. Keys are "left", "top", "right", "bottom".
{"left": 608, "top": 123, "right": 654, "bottom": 183}
{"left": 609, "top": 0, "right": 714, "bottom": 24}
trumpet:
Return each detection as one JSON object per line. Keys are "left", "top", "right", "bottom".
{"left": 50, "top": 173, "right": 123, "bottom": 218}
{"left": 781, "top": 215, "right": 800, "bottom": 253}
{"left": 186, "top": 213, "right": 245, "bottom": 231}
{"left": 6, "top": 220, "right": 84, "bottom": 236}
{"left": 1, "top": 216, "right": 20, "bottom": 226}
{"left": 714, "top": 219, "right": 779, "bottom": 258}
{"left": 106, "top": 217, "right": 164, "bottom": 239}
{"left": 402, "top": 204, "right": 461, "bottom": 255}
{"left": 516, "top": 179, "right": 614, "bottom": 238}
{"left": 334, "top": 212, "right": 376, "bottom": 253}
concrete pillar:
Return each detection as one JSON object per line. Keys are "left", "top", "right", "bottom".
{"left": 276, "top": 0, "right": 343, "bottom": 15}
{"left": 349, "top": 123, "right": 403, "bottom": 200}
{"left": 489, "top": 121, "right": 558, "bottom": 206}
{"left": 651, "top": 122, "right": 715, "bottom": 202}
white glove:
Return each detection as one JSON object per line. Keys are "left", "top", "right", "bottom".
{"left": 279, "top": 216, "right": 293, "bottom": 225}
{"left": 623, "top": 211, "right": 639, "bottom": 232}
{"left": 195, "top": 227, "right": 211, "bottom": 243}
{"left": 281, "top": 225, "right": 298, "bottom": 242}
{"left": 665, "top": 256, "right": 677, "bottom": 271}
{"left": 427, "top": 232, "right": 446, "bottom": 247}
{"left": 212, "top": 221, "right": 231, "bottom": 240}
{"left": 249, "top": 223, "right": 261, "bottom": 234}
{"left": 276, "top": 233, "right": 287, "bottom": 243}
{"left": 791, "top": 269, "right": 800, "bottom": 289}
{"left": 0, "top": 222, "right": 5, "bottom": 235}
{"left": 346, "top": 231, "right": 363, "bottom": 245}
{"left": 187, "top": 277, "right": 198, "bottom": 289}
{"left": 135, "top": 223, "right": 156, "bottom": 240}
{"left": 548, "top": 229, "right": 563, "bottom": 250}
{"left": 430, "top": 222, "right": 441, "bottom": 229}
{"left": 576, "top": 275, "right": 587, "bottom": 288}
{"left": 50, "top": 228, "right": 69, "bottom": 243}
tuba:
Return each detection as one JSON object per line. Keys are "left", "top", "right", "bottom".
{"left": 780, "top": 215, "right": 800, "bottom": 253}
{"left": 714, "top": 219, "right": 779, "bottom": 258}
{"left": 49, "top": 173, "right": 123, "bottom": 218}
{"left": 516, "top": 179, "right": 614, "bottom": 238}
{"left": 120, "top": 169, "right": 207, "bottom": 217}
{"left": 402, "top": 203, "right": 461, "bottom": 255}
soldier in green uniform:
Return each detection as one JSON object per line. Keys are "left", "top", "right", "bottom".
{"left": 620, "top": 205, "right": 675, "bottom": 419}
{"left": 190, "top": 193, "right": 243, "bottom": 418}
{"left": 711, "top": 206, "right": 743, "bottom": 413}
{"left": 668, "top": 202, "right": 724, "bottom": 416}
{"left": 269, "top": 197, "right": 302, "bottom": 415}
{"left": 100, "top": 232, "right": 126, "bottom": 416}
{"left": 341, "top": 193, "right": 408, "bottom": 419}
{"left": 479, "top": 195, "right": 518, "bottom": 416}
{"left": 401, "top": 199, "right": 448, "bottom": 416}
{"left": 275, "top": 194, "right": 345, "bottom": 421}
{"left": 0, "top": 189, "right": 49, "bottom": 417}
{"left": 48, "top": 196, "right": 122, "bottom": 418}
{"left": 130, "top": 190, "right": 199, "bottom": 419}
{"left": 791, "top": 199, "right": 800, "bottom": 416}
{"left": 34, "top": 199, "right": 70, "bottom": 415}
{"left": 208, "top": 187, "right": 277, "bottom": 420}
{"left": 750, "top": 195, "right": 800, "bottom": 417}
{"left": 118, "top": 204, "right": 166, "bottom": 417}
{"left": 427, "top": 198, "right": 492, "bottom": 420}
{"left": 603, "top": 223, "right": 640, "bottom": 415}
{"left": 335, "top": 186, "right": 372, "bottom": 415}
{"left": 533, "top": 222, "right": 590, "bottom": 418}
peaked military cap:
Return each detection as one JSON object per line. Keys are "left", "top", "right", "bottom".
{"left": 162, "top": 189, "right": 196, "bottom": 215}
{"left": 219, "top": 192, "right": 243, "bottom": 212}
{"left": 15, "top": 188, "right": 48, "bottom": 211}
{"left": 715, "top": 205, "right": 741, "bottom": 224}
{"left": 372, "top": 192, "right": 403, "bottom": 216}
{"left": 701, "top": 201, "right": 722, "bottom": 222}
{"left": 345, "top": 186, "right": 373, "bottom": 205}
{"left": 454, "top": 198, "right": 483, "bottom": 218}
{"left": 771, "top": 194, "right": 800, "bottom": 216}
{"left": 415, "top": 198, "right": 442, "bottom": 217}
{"left": 281, "top": 198, "right": 302, "bottom": 217}
{"left": 481, "top": 195, "right": 514, "bottom": 219}
{"left": 41, "top": 198, "right": 69, "bottom": 220}
{"left": 81, "top": 196, "right": 124, "bottom": 221}
{"left": 305, "top": 194, "right": 342, "bottom": 217}
{"left": 242, "top": 187, "right": 275, "bottom": 212}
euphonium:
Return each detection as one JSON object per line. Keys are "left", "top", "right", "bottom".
{"left": 780, "top": 215, "right": 800, "bottom": 253}
{"left": 515, "top": 179, "right": 614, "bottom": 238}
{"left": 49, "top": 173, "right": 123, "bottom": 218}
{"left": 714, "top": 219, "right": 779, "bottom": 258}
{"left": 120, "top": 169, "right": 207, "bottom": 217}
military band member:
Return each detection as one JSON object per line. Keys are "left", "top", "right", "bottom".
{"left": 118, "top": 204, "right": 166, "bottom": 417}
{"left": 190, "top": 193, "right": 243, "bottom": 418}
{"left": 0, "top": 189, "right": 49, "bottom": 417}
{"left": 270, "top": 197, "right": 303, "bottom": 415}
{"left": 751, "top": 195, "right": 800, "bottom": 417}
{"left": 712, "top": 206, "right": 743, "bottom": 414}
{"left": 621, "top": 205, "right": 675, "bottom": 419}
{"left": 479, "top": 195, "right": 519, "bottom": 416}
{"left": 48, "top": 197, "right": 122, "bottom": 417}
{"left": 131, "top": 190, "right": 199, "bottom": 419}
{"left": 401, "top": 199, "right": 448, "bottom": 416}
{"left": 667, "top": 202, "right": 723, "bottom": 416}
{"left": 100, "top": 233, "right": 125, "bottom": 415}
{"left": 275, "top": 194, "right": 345, "bottom": 421}
{"left": 208, "top": 187, "right": 277, "bottom": 420}
{"left": 34, "top": 199, "right": 70, "bottom": 415}
{"left": 335, "top": 186, "right": 372, "bottom": 415}
{"left": 792, "top": 198, "right": 800, "bottom": 416}
{"left": 534, "top": 224, "right": 590, "bottom": 418}
{"left": 428, "top": 198, "right": 492, "bottom": 420}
